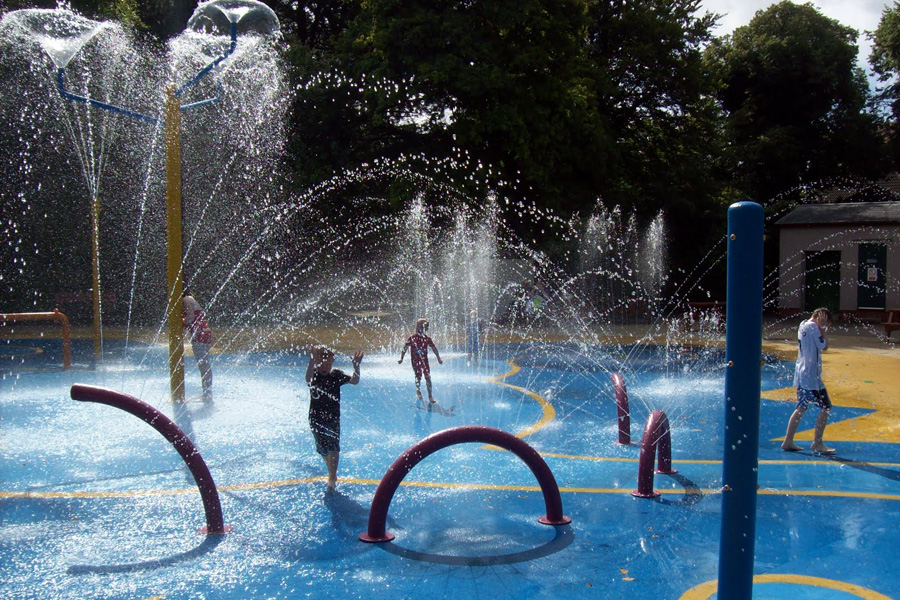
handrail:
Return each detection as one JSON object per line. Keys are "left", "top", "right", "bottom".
{"left": 69, "top": 384, "right": 230, "bottom": 534}
{"left": 610, "top": 373, "right": 631, "bottom": 445}
{"left": 360, "top": 425, "right": 570, "bottom": 543}
{"left": 631, "top": 410, "right": 677, "bottom": 499}
{"left": 0, "top": 309, "right": 71, "bottom": 369}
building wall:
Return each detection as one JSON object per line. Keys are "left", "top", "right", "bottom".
{"left": 777, "top": 224, "right": 900, "bottom": 313}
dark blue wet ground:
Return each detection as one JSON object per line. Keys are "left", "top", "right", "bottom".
{"left": 1, "top": 337, "right": 898, "bottom": 599}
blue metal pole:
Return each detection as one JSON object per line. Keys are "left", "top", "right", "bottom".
{"left": 717, "top": 201, "right": 764, "bottom": 599}
{"left": 56, "top": 68, "right": 158, "bottom": 124}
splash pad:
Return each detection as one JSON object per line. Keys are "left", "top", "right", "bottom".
{"left": 4, "top": 332, "right": 900, "bottom": 599}
{"left": 2, "top": 4, "right": 900, "bottom": 600}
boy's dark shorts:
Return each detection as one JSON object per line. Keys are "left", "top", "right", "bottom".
{"left": 310, "top": 417, "right": 340, "bottom": 455}
{"left": 796, "top": 387, "right": 832, "bottom": 410}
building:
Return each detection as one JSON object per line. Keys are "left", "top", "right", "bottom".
{"left": 776, "top": 201, "right": 900, "bottom": 318}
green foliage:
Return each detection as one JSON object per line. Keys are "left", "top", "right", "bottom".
{"left": 275, "top": 0, "right": 731, "bottom": 277}
{"left": 336, "top": 0, "right": 602, "bottom": 212}
{"left": 585, "top": 0, "right": 725, "bottom": 215}
{"left": 870, "top": 1, "right": 900, "bottom": 164}
{"left": 871, "top": 1, "right": 900, "bottom": 90}
{"left": 0, "top": 0, "right": 197, "bottom": 38}
{"left": 269, "top": 0, "right": 360, "bottom": 49}
{"left": 5, "top": 0, "right": 894, "bottom": 296}
{"left": 707, "top": 1, "right": 888, "bottom": 203}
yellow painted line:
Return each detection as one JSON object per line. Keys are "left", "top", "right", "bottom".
{"left": 758, "top": 488, "right": 900, "bottom": 501}
{"left": 0, "top": 477, "right": 331, "bottom": 499}
{"left": 0, "top": 489, "right": 190, "bottom": 499}
{"left": 538, "top": 452, "right": 643, "bottom": 463}
{"left": 6, "top": 347, "right": 898, "bottom": 505}
{"left": 489, "top": 345, "right": 899, "bottom": 450}
{"left": 680, "top": 574, "right": 896, "bottom": 600}
{"left": 0, "top": 345, "right": 44, "bottom": 358}
{"left": 539, "top": 451, "right": 900, "bottom": 468}
{"left": 485, "top": 358, "right": 556, "bottom": 440}
{"left": 6, "top": 453, "right": 897, "bottom": 500}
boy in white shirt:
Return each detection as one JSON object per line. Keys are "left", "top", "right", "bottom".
{"left": 781, "top": 308, "right": 835, "bottom": 454}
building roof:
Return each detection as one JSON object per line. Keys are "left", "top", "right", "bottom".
{"left": 775, "top": 201, "right": 900, "bottom": 226}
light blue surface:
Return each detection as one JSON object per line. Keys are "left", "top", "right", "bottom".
{"left": 2, "top": 338, "right": 898, "bottom": 599}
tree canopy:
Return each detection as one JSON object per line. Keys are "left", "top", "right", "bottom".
{"left": 871, "top": 1, "right": 900, "bottom": 163}
{"left": 707, "top": 1, "right": 888, "bottom": 205}
{"left": 2, "top": 0, "right": 898, "bottom": 304}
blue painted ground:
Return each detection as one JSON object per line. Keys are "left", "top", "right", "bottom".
{"left": 1, "top": 338, "right": 898, "bottom": 599}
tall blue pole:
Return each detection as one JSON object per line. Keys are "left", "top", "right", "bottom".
{"left": 717, "top": 201, "right": 764, "bottom": 599}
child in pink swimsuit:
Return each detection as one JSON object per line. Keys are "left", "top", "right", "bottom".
{"left": 182, "top": 292, "right": 213, "bottom": 401}
{"left": 398, "top": 318, "right": 443, "bottom": 403}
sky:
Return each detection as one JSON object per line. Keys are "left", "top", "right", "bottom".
{"left": 699, "top": 0, "right": 893, "bottom": 74}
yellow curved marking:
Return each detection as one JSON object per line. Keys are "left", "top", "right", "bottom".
{"left": 680, "top": 574, "right": 895, "bottom": 600}
{"left": 762, "top": 343, "right": 900, "bottom": 444}
{"left": 758, "top": 488, "right": 900, "bottom": 500}
{"left": 539, "top": 451, "right": 900, "bottom": 469}
{"left": 485, "top": 358, "right": 555, "bottom": 439}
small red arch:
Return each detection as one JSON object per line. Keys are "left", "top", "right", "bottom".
{"left": 631, "top": 410, "right": 677, "bottom": 499}
{"left": 360, "top": 425, "right": 571, "bottom": 543}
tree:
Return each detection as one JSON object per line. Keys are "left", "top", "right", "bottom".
{"left": 267, "top": 0, "right": 360, "bottom": 50}
{"left": 585, "top": 0, "right": 726, "bottom": 233}
{"left": 329, "top": 0, "right": 605, "bottom": 215}
{"left": 1, "top": 0, "right": 197, "bottom": 39}
{"left": 870, "top": 0, "right": 900, "bottom": 165}
{"left": 707, "top": 1, "right": 888, "bottom": 205}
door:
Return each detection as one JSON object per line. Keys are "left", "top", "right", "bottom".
{"left": 857, "top": 242, "right": 887, "bottom": 309}
{"left": 804, "top": 250, "right": 841, "bottom": 313}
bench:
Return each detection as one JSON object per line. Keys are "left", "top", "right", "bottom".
{"left": 883, "top": 309, "right": 900, "bottom": 341}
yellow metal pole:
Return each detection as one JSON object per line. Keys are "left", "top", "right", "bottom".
{"left": 90, "top": 194, "right": 102, "bottom": 358}
{"left": 165, "top": 86, "right": 185, "bottom": 403}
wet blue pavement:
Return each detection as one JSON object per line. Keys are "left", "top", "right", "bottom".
{"left": 2, "top": 337, "right": 898, "bottom": 599}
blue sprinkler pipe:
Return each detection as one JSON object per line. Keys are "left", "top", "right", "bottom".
{"left": 717, "top": 201, "right": 764, "bottom": 599}
{"left": 175, "top": 22, "right": 237, "bottom": 99}
{"left": 56, "top": 68, "right": 158, "bottom": 124}
{"left": 57, "top": 22, "right": 236, "bottom": 119}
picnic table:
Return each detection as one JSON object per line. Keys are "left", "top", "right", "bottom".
{"left": 882, "top": 309, "right": 900, "bottom": 341}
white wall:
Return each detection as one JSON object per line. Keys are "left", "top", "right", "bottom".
{"left": 777, "top": 225, "right": 900, "bottom": 312}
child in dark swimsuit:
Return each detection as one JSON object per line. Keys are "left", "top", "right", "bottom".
{"left": 305, "top": 345, "right": 364, "bottom": 492}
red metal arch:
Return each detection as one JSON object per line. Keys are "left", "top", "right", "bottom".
{"left": 70, "top": 384, "right": 230, "bottom": 534}
{"left": 360, "top": 425, "right": 571, "bottom": 543}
